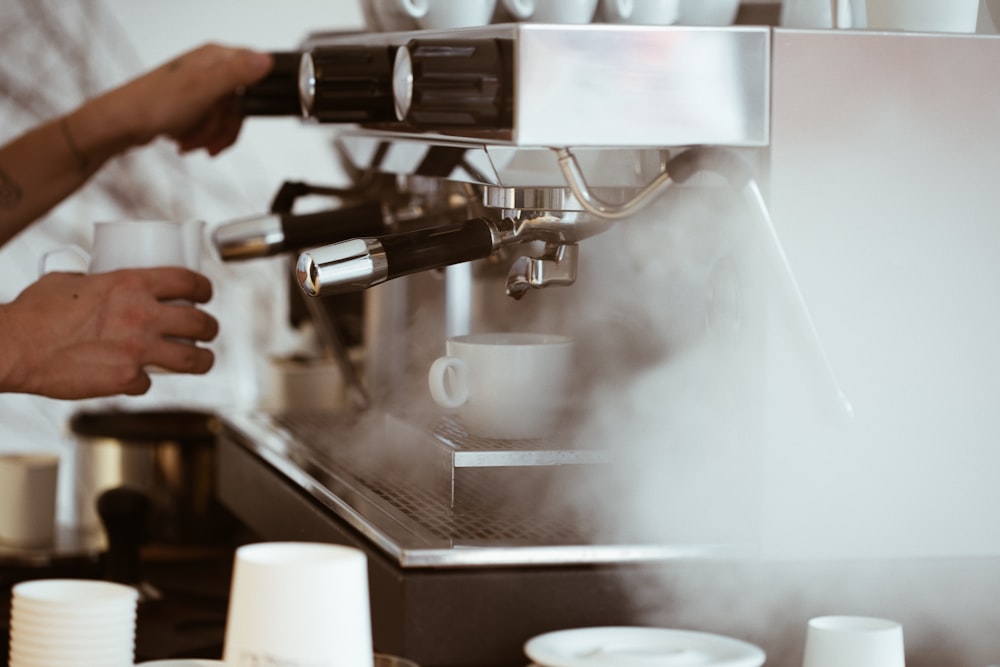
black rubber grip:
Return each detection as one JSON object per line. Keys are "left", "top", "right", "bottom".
{"left": 240, "top": 52, "right": 302, "bottom": 116}
{"left": 280, "top": 202, "right": 386, "bottom": 251}
{"left": 380, "top": 217, "right": 495, "bottom": 280}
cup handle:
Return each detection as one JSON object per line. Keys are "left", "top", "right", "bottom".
{"left": 605, "top": 0, "right": 633, "bottom": 20}
{"left": 428, "top": 356, "right": 470, "bottom": 408}
{"left": 38, "top": 246, "right": 90, "bottom": 277}
{"left": 502, "top": 0, "right": 534, "bottom": 19}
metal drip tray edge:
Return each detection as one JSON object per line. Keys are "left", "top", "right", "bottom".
{"left": 219, "top": 410, "right": 753, "bottom": 568}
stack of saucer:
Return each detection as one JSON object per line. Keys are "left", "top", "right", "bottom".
{"left": 8, "top": 578, "right": 138, "bottom": 667}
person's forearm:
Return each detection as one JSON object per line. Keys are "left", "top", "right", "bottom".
{"left": 0, "top": 96, "right": 139, "bottom": 246}
{"left": 0, "top": 98, "right": 139, "bottom": 244}
{"left": 0, "top": 43, "right": 272, "bottom": 248}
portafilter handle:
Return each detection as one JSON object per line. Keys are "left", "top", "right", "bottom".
{"left": 297, "top": 217, "right": 499, "bottom": 296}
{"left": 238, "top": 52, "right": 303, "bottom": 116}
{"left": 213, "top": 201, "right": 388, "bottom": 261}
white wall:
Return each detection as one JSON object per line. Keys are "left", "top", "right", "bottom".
{"left": 101, "top": 0, "right": 365, "bottom": 195}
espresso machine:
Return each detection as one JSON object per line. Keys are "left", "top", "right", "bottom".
{"left": 212, "top": 12, "right": 1000, "bottom": 667}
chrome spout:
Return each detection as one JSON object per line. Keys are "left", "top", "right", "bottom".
{"left": 506, "top": 243, "right": 579, "bottom": 300}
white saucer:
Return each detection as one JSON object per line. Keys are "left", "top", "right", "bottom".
{"left": 524, "top": 626, "right": 766, "bottom": 667}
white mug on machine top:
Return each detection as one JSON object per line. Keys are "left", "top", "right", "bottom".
{"left": 427, "top": 332, "right": 575, "bottom": 440}
{"left": 396, "top": 0, "right": 498, "bottom": 28}
{"left": 864, "top": 0, "right": 978, "bottom": 32}
{"left": 601, "top": 0, "right": 680, "bottom": 24}
{"left": 503, "top": 0, "right": 599, "bottom": 23}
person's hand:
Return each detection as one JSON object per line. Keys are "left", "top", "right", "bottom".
{"left": 81, "top": 43, "right": 274, "bottom": 158}
{"left": 0, "top": 268, "right": 219, "bottom": 399}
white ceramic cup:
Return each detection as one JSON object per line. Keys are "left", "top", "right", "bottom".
{"left": 601, "top": 0, "right": 680, "bottom": 24}
{"left": 40, "top": 219, "right": 204, "bottom": 274}
{"left": 865, "top": 0, "right": 978, "bottom": 32}
{"left": 503, "top": 0, "right": 598, "bottom": 23}
{"left": 0, "top": 453, "right": 60, "bottom": 548}
{"left": 223, "top": 542, "right": 373, "bottom": 667}
{"left": 428, "top": 332, "right": 574, "bottom": 440}
{"left": 802, "top": 616, "right": 905, "bottom": 667}
{"left": 396, "top": 0, "right": 498, "bottom": 28}
{"left": 675, "top": 0, "right": 740, "bottom": 25}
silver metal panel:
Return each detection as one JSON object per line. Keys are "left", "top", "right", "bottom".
{"left": 306, "top": 24, "right": 770, "bottom": 148}
{"left": 763, "top": 29, "right": 1000, "bottom": 560}
{"left": 513, "top": 25, "right": 770, "bottom": 147}
{"left": 335, "top": 132, "right": 682, "bottom": 189}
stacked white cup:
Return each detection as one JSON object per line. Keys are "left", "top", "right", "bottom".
{"left": 8, "top": 579, "right": 139, "bottom": 667}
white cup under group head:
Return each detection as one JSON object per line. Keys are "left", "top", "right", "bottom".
{"left": 802, "top": 615, "right": 904, "bottom": 667}
{"left": 503, "top": 0, "right": 598, "bottom": 23}
{"left": 0, "top": 453, "right": 60, "bottom": 548}
{"left": 864, "top": 0, "right": 978, "bottom": 32}
{"left": 428, "top": 332, "right": 574, "bottom": 440}
{"left": 396, "top": 0, "right": 498, "bottom": 28}
{"left": 223, "top": 542, "right": 373, "bottom": 667}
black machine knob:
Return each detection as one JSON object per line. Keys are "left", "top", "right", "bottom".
{"left": 393, "top": 39, "right": 513, "bottom": 128}
{"left": 240, "top": 51, "right": 303, "bottom": 116}
{"left": 300, "top": 46, "right": 397, "bottom": 123}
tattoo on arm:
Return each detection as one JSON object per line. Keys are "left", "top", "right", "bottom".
{"left": 0, "top": 168, "right": 22, "bottom": 209}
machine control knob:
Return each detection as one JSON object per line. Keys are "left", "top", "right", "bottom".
{"left": 300, "top": 46, "right": 397, "bottom": 123}
{"left": 239, "top": 52, "right": 304, "bottom": 116}
{"left": 393, "top": 39, "right": 513, "bottom": 128}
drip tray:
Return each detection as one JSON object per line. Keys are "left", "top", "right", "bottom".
{"left": 381, "top": 413, "right": 610, "bottom": 511}
{"left": 220, "top": 410, "right": 746, "bottom": 569}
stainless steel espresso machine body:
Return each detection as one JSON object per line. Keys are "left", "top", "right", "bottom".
{"left": 215, "top": 20, "right": 1000, "bottom": 667}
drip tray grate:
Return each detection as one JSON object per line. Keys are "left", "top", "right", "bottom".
{"left": 271, "top": 411, "right": 607, "bottom": 547}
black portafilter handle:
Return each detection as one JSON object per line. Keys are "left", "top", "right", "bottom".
{"left": 239, "top": 51, "right": 303, "bottom": 116}
{"left": 297, "top": 217, "right": 499, "bottom": 296}
{"left": 212, "top": 200, "right": 388, "bottom": 261}
{"left": 96, "top": 486, "right": 151, "bottom": 587}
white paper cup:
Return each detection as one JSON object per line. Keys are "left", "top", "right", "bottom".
{"left": 9, "top": 578, "right": 138, "bottom": 667}
{"left": 865, "top": 0, "right": 978, "bottom": 32}
{"left": 0, "top": 453, "right": 59, "bottom": 547}
{"left": 12, "top": 578, "right": 139, "bottom": 610}
{"left": 802, "top": 616, "right": 904, "bottom": 667}
{"left": 223, "top": 542, "right": 373, "bottom": 667}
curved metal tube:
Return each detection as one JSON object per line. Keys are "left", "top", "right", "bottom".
{"left": 554, "top": 147, "right": 674, "bottom": 220}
